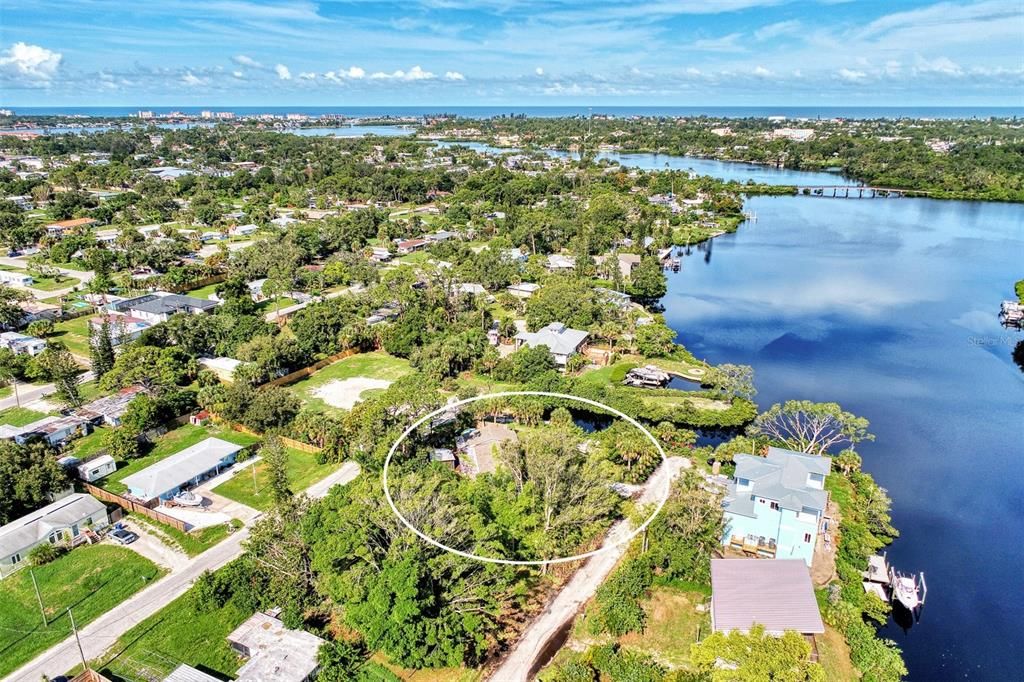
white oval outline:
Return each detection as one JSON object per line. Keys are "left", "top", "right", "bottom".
{"left": 382, "top": 390, "right": 669, "bottom": 566}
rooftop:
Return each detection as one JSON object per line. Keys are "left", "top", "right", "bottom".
{"left": 515, "top": 322, "right": 589, "bottom": 357}
{"left": 711, "top": 558, "right": 824, "bottom": 635}
{"left": 0, "top": 493, "right": 106, "bottom": 557}
{"left": 724, "top": 446, "right": 831, "bottom": 517}
{"left": 120, "top": 437, "right": 243, "bottom": 500}
{"left": 228, "top": 611, "right": 324, "bottom": 682}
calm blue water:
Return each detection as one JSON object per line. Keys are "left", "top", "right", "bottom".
{"left": 662, "top": 195, "right": 1024, "bottom": 680}
{"left": 6, "top": 123, "right": 413, "bottom": 137}
{"left": 435, "top": 141, "right": 858, "bottom": 186}
{"left": 7, "top": 106, "right": 1023, "bottom": 119}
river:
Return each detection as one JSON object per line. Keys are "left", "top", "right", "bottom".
{"left": 661, "top": 192, "right": 1023, "bottom": 679}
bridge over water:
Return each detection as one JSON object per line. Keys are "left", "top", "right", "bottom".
{"left": 794, "top": 185, "right": 929, "bottom": 198}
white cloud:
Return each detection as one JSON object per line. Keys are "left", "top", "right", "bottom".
{"left": 838, "top": 68, "right": 868, "bottom": 82}
{"left": 370, "top": 65, "right": 436, "bottom": 81}
{"left": 754, "top": 20, "right": 801, "bottom": 41}
{"left": 232, "top": 54, "right": 262, "bottom": 68}
{"left": 445, "top": 70, "right": 465, "bottom": 81}
{"left": 344, "top": 66, "right": 365, "bottom": 79}
{"left": 0, "top": 42, "right": 62, "bottom": 84}
{"left": 299, "top": 71, "right": 316, "bottom": 80}
{"left": 232, "top": 70, "right": 244, "bottom": 78}
{"left": 752, "top": 65, "right": 773, "bottom": 77}
{"left": 275, "top": 63, "right": 292, "bottom": 80}
{"left": 913, "top": 56, "right": 962, "bottom": 76}
{"left": 535, "top": 67, "right": 544, "bottom": 75}
{"left": 692, "top": 32, "right": 744, "bottom": 52}
{"left": 181, "top": 72, "right": 207, "bottom": 87}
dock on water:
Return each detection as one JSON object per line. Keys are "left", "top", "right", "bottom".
{"left": 862, "top": 552, "right": 927, "bottom": 614}
{"left": 999, "top": 300, "right": 1024, "bottom": 328}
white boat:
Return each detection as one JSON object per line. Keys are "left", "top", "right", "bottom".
{"left": 173, "top": 490, "right": 204, "bottom": 507}
{"left": 889, "top": 568, "right": 926, "bottom": 611}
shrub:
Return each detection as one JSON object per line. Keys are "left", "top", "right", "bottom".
{"left": 28, "top": 543, "right": 62, "bottom": 566}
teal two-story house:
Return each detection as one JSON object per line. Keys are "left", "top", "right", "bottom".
{"left": 721, "top": 446, "right": 831, "bottom": 566}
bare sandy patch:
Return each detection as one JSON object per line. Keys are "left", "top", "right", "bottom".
{"left": 312, "top": 377, "right": 394, "bottom": 409}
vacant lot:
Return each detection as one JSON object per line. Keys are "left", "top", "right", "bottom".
{"left": 0, "top": 406, "right": 50, "bottom": 427}
{"left": 290, "top": 351, "right": 411, "bottom": 412}
{"left": 99, "top": 423, "right": 260, "bottom": 494}
{"left": 213, "top": 447, "right": 334, "bottom": 510}
{"left": 0, "top": 545, "right": 164, "bottom": 677}
{"left": 51, "top": 316, "right": 92, "bottom": 358}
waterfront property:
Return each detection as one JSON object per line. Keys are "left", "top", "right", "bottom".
{"left": 120, "top": 437, "right": 244, "bottom": 504}
{"left": 227, "top": 610, "right": 325, "bottom": 682}
{"left": 710, "top": 558, "right": 824, "bottom": 637}
{"left": 721, "top": 446, "right": 831, "bottom": 566}
{"left": 0, "top": 493, "right": 109, "bottom": 575}
{"left": 514, "top": 321, "right": 588, "bottom": 366}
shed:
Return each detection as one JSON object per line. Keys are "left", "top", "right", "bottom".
{"left": 227, "top": 611, "right": 324, "bottom": 682}
{"left": 76, "top": 454, "right": 117, "bottom": 483}
{"left": 710, "top": 558, "right": 824, "bottom": 636}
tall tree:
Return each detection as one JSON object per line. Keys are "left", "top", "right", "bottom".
{"left": 35, "top": 342, "right": 82, "bottom": 407}
{"left": 751, "top": 400, "right": 874, "bottom": 455}
{"left": 0, "top": 440, "right": 69, "bottom": 524}
{"left": 90, "top": 319, "right": 116, "bottom": 379}
{"left": 262, "top": 435, "right": 292, "bottom": 505}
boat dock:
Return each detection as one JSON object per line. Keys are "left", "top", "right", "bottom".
{"left": 999, "top": 300, "right": 1023, "bottom": 329}
{"left": 862, "top": 552, "right": 927, "bottom": 614}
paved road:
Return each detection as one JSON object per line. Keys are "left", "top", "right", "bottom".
{"left": 487, "top": 457, "right": 690, "bottom": 682}
{"left": 0, "top": 371, "right": 95, "bottom": 412}
{"left": 0, "top": 256, "right": 95, "bottom": 300}
{"left": 3, "top": 459, "right": 361, "bottom": 682}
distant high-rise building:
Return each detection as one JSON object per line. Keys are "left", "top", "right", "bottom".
{"left": 201, "top": 110, "right": 214, "bottom": 119}
{"left": 137, "top": 110, "right": 154, "bottom": 119}
{"left": 215, "top": 111, "right": 235, "bottom": 119}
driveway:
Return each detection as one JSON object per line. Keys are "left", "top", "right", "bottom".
{"left": 487, "top": 457, "right": 690, "bottom": 682}
{"left": 113, "top": 520, "right": 190, "bottom": 573}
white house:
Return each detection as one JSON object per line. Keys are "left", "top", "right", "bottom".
{"left": 0, "top": 493, "right": 110, "bottom": 576}
{"left": 231, "top": 223, "right": 259, "bottom": 237}
{"left": 227, "top": 610, "right": 325, "bottom": 682}
{"left": 0, "top": 331, "right": 46, "bottom": 356}
{"left": 89, "top": 314, "right": 151, "bottom": 346}
{"left": 0, "top": 415, "right": 90, "bottom": 447}
{"left": 76, "top": 454, "right": 117, "bottom": 483}
{"left": 0, "top": 271, "right": 33, "bottom": 287}
{"left": 506, "top": 282, "right": 540, "bottom": 299}
{"left": 514, "top": 322, "right": 589, "bottom": 366}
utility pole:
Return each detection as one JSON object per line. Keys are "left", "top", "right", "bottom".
{"left": 252, "top": 459, "right": 258, "bottom": 495}
{"left": 68, "top": 607, "right": 88, "bottom": 672}
{"left": 12, "top": 377, "right": 19, "bottom": 407}
{"left": 30, "top": 568, "right": 46, "bottom": 627}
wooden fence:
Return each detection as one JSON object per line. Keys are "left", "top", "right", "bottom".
{"left": 214, "top": 416, "right": 324, "bottom": 454}
{"left": 82, "top": 482, "right": 189, "bottom": 532}
{"left": 262, "top": 348, "right": 359, "bottom": 388}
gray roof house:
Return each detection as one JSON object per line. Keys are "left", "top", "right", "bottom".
{"left": 514, "top": 322, "right": 588, "bottom": 366}
{"left": 711, "top": 558, "right": 825, "bottom": 636}
{"left": 227, "top": 610, "right": 325, "bottom": 682}
{"left": 109, "top": 292, "right": 218, "bottom": 324}
{"left": 121, "top": 437, "right": 243, "bottom": 503}
{"left": 0, "top": 493, "right": 109, "bottom": 576}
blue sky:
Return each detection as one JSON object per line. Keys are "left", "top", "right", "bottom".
{"left": 1, "top": 0, "right": 1022, "bottom": 106}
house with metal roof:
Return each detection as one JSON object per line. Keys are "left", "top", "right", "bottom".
{"left": 514, "top": 322, "right": 589, "bottom": 366}
{"left": 227, "top": 610, "right": 325, "bottom": 682}
{"left": 0, "top": 414, "right": 90, "bottom": 447}
{"left": 721, "top": 446, "right": 831, "bottom": 565}
{"left": 109, "top": 292, "right": 218, "bottom": 324}
{"left": 75, "top": 385, "right": 149, "bottom": 426}
{"left": 0, "top": 493, "right": 109, "bottom": 576}
{"left": 120, "top": 437, "right": 243, "bottom": 503}
{"left": 0, "top": 331, "right": 46, "bottom": 356}
{"left": 711, "top": 558, "right": 824, "bottom": 636}
{"left": 506, "top": 282, "right": 540, "bottom": 299}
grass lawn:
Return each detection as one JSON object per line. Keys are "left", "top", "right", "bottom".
{"left": 817, "top": 625, "right": 858, "bottom": 681}
{"left": 129, "top": 514, "right": 236, "bottom": 557}
{"left": 0, "top": 545, "right": 165, "bottom": 678}
{"left": 184, "top": 281, "right": 220, "bottom": 299}
{"left": 0, "top": 384, "right": 9, "bottom": 399}
{"left": 95, "top": 582, "right": 250, "bottom": 681}
{"left": 24, "top": 273, "right": 81, "bottom": 292}
{"left": 371, "top": 653, "right": 481, "bottom": 682}
{"left": 289, "top": 351, "right": 412, "bottom": 412}
{"left": 0, "top": 406, "right": 49, "bottom": 426}
{"left": 99, "top": 423, "right": 261, "bottom": 494}
{"left": 257, "top": 296, "right": 300, "bottom": 314}
{"left": 615, "top": 586, "right": 710, "bottom": 668}
{"left": 213, "top": 447, "right": 332, "bottom": 510}
{"left": 71, "top": 426, "right": 110, "bottom": 459}
{"left": 51, "top": 316, "right": 92, "bottom": 358}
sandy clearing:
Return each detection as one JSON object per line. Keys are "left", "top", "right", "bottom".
{"left": 311, "top": 376, "right": 394, "bottom": 409}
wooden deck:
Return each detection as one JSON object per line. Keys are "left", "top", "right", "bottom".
{"left": 728, "top": 534, "right": 777, "bottom": 558}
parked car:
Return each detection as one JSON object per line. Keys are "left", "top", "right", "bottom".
{"left": 109, "top": 527, "right": 138, "bottom": 545}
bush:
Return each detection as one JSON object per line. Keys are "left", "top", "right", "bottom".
{"left": 28, "top": 543, "right": 62, "bottom": 566}
{"left": 588, "top": 557, "right": 652, "bottom": 636}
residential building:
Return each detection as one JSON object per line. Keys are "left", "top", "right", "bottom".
{"left": 0, "top": 415, "right": 90, "bottom": 447}
{"left": 721, "top": 446, "right": 831, "bottom": 565}
{"left": 246, "top": 279, "right": 268, "bottom": 302}
{"left": 0, "top": 493, "right": 109, "bottom": 575}
{"left": 514, "top": 322, "right": 589, "bottom": 366}
{"left": 75, "top": 385, "right": 149, "bottom": 427}
{"left": 502, "top": 248, "right": 528, "bottom": 263}
{"left": 0, "top": 331, "right": 46, "bottom": 356}
{"left": 230, "top": 223, "right": 259, "bottom": 237}
{"left": 76, "top": 454, "right": 117, "bottom": 483}
{"left": 395, "top": 238, "right": 429, "bottom": 254}
{"left": 0, "top": 270, "right": 33, "bottom": 287}
{"left": 198, "top": 356, "right": 246, "bottom": 382}
{"left": 710, "top": 558, "right": 825, "bottom": 636}
{"left": 89, "top": 314, "right": 151, "bottom": 346}
{"left": 227, "top": 610, "right": 325, "bottom": 682}
{"left": 121, "top": 437, "right": 244, "bottom": 503}
{"left": 545, "top": 254, "right": 576, "bottom": 272}
{"left": 147, "top": 166, "right": 193, "bottom": 181}
{"left": 16, "top": 300, "right": 60, "bottom": 326}
{"left": 109, "top": 292, "right": 218, "bottom": 324}
{"left": 165, "top": 665, "right": 222, "bottom": 682}
{"left": 45, "top": 217, "right": 98, "bottom": 237}
{"left": 594, "top": 253, "right": 642, "bottom": 280}
{"left": 506, "top": 282, "right": 540, "bottom": 299}
{"left": 368, "top": 246, "right": 391, "bottom": 262}
{"left": 270, "top": 216, "right": 298, "bottom": 228}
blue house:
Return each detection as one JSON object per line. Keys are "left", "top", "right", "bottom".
{"left": 121, "top": 437, "right": 243, "bottom": 504}
{"left": 721, "top": 446, "right": 831, "bottom": 566}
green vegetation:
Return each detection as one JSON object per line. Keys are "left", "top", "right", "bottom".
{"left": 129, "top": 513, "right": 236, "bottom": 557}
{"left": 213, "top": 445, "right": 332, "bottom": 510}
{"left": 0, "top": 544, "right": 164, "bottom": 677}
{"left": 1015, "top": 279, "right": 1024, "bottom": 304}
{"left": 0, "top": 406, "right": 49, "bottom": 426}
{"left": 51, "top": 316, "right": 92, "bottom": 358}
{"left": 288, "top": 351, "right": 412, "bottom": 412}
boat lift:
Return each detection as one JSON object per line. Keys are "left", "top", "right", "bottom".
{"left": 862, "top": 553, "right": 927, "bottom": 615}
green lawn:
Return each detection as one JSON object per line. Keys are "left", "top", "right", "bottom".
{"left": 25, "top": 273, "right": 81, "bottom": 292}
{"left": 185, "top": 282, "right": 220, "bottom": 299}
{"left": 71, "top": 426, "right": 110, "bottom": 460}
{"left": 0, "top": 545, "right": 165, "bottom": 678}
{"left": 0, "top": 406, "right": 49, "bottom": 427}
{"left": 213, "top": 447, "right": 332, "bottom": 510}
{"left": 95, "top": 579, "right": 250, "bottom": 681}
{"left": 99, "top": 423, "right": 261, "bottom": 494}
{"left": 129, "top": 514, "right": 236, "bottom": 557}
{"left": 51, "top": 316, "right": 92, "bottom": 358}
{"left": 289, "top": 351, "right": 412, "bottom": 412}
